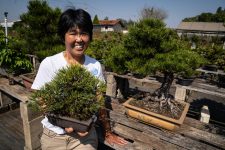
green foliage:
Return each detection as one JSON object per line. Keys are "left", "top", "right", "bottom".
{"left": 29, "top": 65, "right": 106, "bottom": 121}
{"left": 93, "top": 15, "right": 99, "bottom": 24}
{"left": 86, "top": 32, "right": 124, "bottom": 64}
{"left": 35, "top": 44, "right": 64, "bottom": 61}
{"left": 195, "top": 44, "right": 225, "bottom": 67}
{"left": 13, "top": 0, "right": 61, "bottom": 54}
{"left": 183, "top": 7, "right": 225, "bottom": 22}
{"left": 105, "top": 18, "right": 206, "bottom": 78}
{"left": 0, "top": 48, "right": 33, "bottom": 74}
{"left": 0, "top": 29, "right": 32, "bottom": 74}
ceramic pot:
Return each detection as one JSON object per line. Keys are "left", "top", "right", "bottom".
{"left": 46, "top": 113, "right": 97, "bottom": 132}
{"left": 123, "top": 98, "right": 190, "bottom": 131}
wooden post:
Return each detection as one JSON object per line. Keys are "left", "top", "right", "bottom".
{"left": 20, "top": 102, "right": 43, "bottom": 150}
{"left": 200, "top": 105, "right": 210, "bottom": 124}
{"left": 106, "top": 74, "right": 117, "bottom": 98}
{"left": 175, "top": 87, "right": 187, "bottom": 101}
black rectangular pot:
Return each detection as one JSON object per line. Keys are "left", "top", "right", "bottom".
{"left": 46, "top": 113, "right": 97, "bottom": 132}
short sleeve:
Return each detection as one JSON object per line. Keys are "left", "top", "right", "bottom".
{"left": 31, "top": 58, "right": 54, "bottom": 90}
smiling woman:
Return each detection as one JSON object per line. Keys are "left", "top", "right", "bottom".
{"left": 29, "top": 7, "right": 127, "bottom": 150}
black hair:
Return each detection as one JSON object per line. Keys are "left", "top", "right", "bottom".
{"left": 58, "top": 8, "right": 93, "bottom": 41}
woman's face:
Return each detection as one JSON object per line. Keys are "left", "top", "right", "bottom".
{"left": 65, "top": 27, "right": 90, "bottom": 58}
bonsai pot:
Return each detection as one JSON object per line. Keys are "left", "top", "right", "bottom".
{"left": 203, "top": 65, "right": 218, "bottom": 72}
{"left": 46, "top": 113, "right": 97, "bottom": 132}
{"left": 19, "top": 73, "right": 36, "bottom": 89}
{"left": 123, "top": 98, "right": 190, "bottom": 131}
{"left": 176, "top": 77, "right": 194, "bottom": 86}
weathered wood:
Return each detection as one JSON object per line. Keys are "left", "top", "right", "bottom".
{"left": 22, "top": 116, "right": 43, "bottom": 150}
{"left": 176, "top": 124, "right": 225, "bottom": 149}
{"left": 108, "top": 102, "right": 225, "bottom": 150}
{"left": 0, "top": 78, "right": 30, "bottom": 103}
{"left": 20, "top": 102, "right": 42, "bottom": 123}
{"left": 0, "top": 108, "right": 24, "bottom": 150}
{"left": 184, "top": 117, "right": 225, "bottom": 136}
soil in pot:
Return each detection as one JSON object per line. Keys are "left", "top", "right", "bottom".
{"left": 123, "top": 91, "right": 189, "bottom": 130}
{"left": 129, "top": 98, "right": 185, "bottom": 120}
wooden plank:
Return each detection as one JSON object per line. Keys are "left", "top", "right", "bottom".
{"left": 184, "top": 117, "right": 225, "bottom": 136}
{"left": 0, "top": 108, "right": 24, "bottom": 150}
{"left": 0, "top": 78, "right": 30, "bottom": 103}
{"left": 176, "top": 124, "right": 225, "bottom": 149}
{"left": 107, "top": 101, "right": 225, "bottom": 149}
{"left": 109, "top": 110, "right": 221, "bottom": 150}
{"left": 113, "top": 124, "right": 180, "bottom": 150}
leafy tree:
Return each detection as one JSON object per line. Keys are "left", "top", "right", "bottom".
{"left": 183, "top": 7, "right": 225, "bottom": 22}
{"left": 104, "top": 16, "right": 109, "bottom": 20}
{"left": 86, "top": 32, "right": 124, "bottom": 64}
{"left": 106, "top": 19, "right": 206, "bottom": 113}
{"left": 93, "top": 14, "right": 100, "bottom": 24}
{"left": 140, "top": 6, "right": 168, "bottom": 20}
{"left": 13, "top": 0, "right": 62, "bottom": 55}
{"left": 0, "top": 29, "right": 32, "bottom": 74}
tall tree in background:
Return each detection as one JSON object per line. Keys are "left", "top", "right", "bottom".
{"left": 93, "top": 15, "right": 100, "bottom": 24}
{"left": 13, "top": 0, "right": 61, "bottom": 54}
{"left": 183, "top": 7, "right": 225, "bottom": 22}
{"left": 140, "top": 6, "right": 168, "bottom": 21}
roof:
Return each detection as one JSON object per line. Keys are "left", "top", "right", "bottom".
{"left": 176, "top": 22, "right": 225, "bottom": 32}
{"left": 97, "top": 20, "right": 121, "bottom": 26}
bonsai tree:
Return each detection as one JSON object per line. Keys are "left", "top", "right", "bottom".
{"left": 107, "top": 19, "right": 206, "bottom": 117}
{"left": 29, "top": 65, "right": 106, "bottom": 121}
{"left": 196, "top": 44, "right": 224, "bottom": 68}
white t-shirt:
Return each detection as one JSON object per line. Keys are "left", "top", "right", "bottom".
{"left": 31, "top": 52, "right": 105, "bottom": 134}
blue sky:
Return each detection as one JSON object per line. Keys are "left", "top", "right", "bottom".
{"left": 0, "top": 0, "right": 224, "bottom": 28}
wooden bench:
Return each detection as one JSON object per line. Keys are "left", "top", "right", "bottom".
{"left": 101, "top": 100, "right": 225, "bottom": 150}
{"left": 0, "top": 78, "right": 43, "bottom": 150}
{"left": 1, "top": 75, "right": 225, "bottom": 150}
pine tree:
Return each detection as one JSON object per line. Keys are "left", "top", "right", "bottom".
{"left": 13, "top": 0, "right": 61, "bottom": 54}
{"left": 93, "top": 15, "right": 99, "bottom": 24}
{"left": 29, "top": 65, "right": 106, "bottom": 121}
{"left": 107, "top": 18, "right": 206, "bottom": 114}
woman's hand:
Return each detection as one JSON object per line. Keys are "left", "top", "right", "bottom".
{"left": 65, "top": 127, "right": 89, "bottom": 137}
{"left": 105, "top": 132, "right": 128, "bottom": 146}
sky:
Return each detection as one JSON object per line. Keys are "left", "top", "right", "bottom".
{"left": 0, "top": 0, "right": 224, "bottom": 28}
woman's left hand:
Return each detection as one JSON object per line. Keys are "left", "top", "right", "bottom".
{"left": 105, "top": 132, "right": 128, "bottom": 146}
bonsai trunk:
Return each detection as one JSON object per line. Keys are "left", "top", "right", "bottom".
{"left": 143, "top": 72, "right": 181, "bottom": 117}
{"left": 154, "top": 72, "right": 174, "bottom": 99}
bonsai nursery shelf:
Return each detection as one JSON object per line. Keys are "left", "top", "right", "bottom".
{"left": 123, "top": 98, "right": 190, "bottom": 131}
{"left": 47, "top": 113, "right": 97, "bottom": 132}
{"left": 19, "top": 73, "right": 36, "bottom": 89}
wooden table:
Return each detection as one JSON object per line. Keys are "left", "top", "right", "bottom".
{"left": 99, "top": 99, "right": 225, "bottom": 150}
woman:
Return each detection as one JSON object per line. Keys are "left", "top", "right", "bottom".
{"left": 32, "top": 8, "right": 127, "bottom": 150}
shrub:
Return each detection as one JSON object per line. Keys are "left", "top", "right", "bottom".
{"left": 29, "top": 65, "right": 106, "bottom": 121}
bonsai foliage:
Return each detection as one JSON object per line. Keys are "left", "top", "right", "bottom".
{"left": 107, "top": 19, "right": 205, "bottom": 116}
{"left": 86, "top": 32, "right": 125, "bottom": 72}
{"left": 29, "top": 65, "right": 106, "bottom": 121}
{"left": 195, "top": 44, "right": 224, "bottom": 68}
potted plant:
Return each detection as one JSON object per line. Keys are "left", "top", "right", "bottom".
{"left": 196, "top": 45, "right": 224, "bottom": 72}
{"left": 28, "top": 65, "right": 106, "bottom": 132}
{"left": 0, "top": 30, "right": 33, "bottom": 83}
{"left": 108, "top": 19, "right": 205, "bottom": 130}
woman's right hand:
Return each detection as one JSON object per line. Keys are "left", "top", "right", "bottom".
{"left": 65, "top": 127, "right": 89, "bottom": 137}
